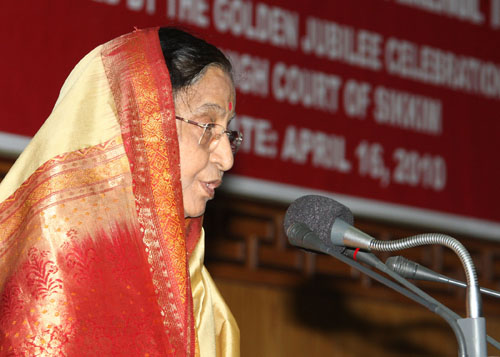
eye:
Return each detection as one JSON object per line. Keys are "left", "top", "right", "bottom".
{"left": 204, "top": 124, "right": 215, "bottom": 134}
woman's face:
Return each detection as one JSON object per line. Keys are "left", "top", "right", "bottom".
{"left": 174, "top": 66, "right": 236, "bottom": 218}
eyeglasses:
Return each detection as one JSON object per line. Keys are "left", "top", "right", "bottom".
{"left": 175, "top": 116, "right": 243, "bottom": 154}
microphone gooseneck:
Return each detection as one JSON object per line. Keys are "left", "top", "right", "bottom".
{"left": 370, "top": 234, "right": 481, "bottom": 319}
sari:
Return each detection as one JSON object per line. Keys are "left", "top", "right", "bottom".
{"left": 0, "top": 27, "right": 239, "bottom": 356}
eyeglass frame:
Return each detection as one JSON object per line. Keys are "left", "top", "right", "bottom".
{"left": 175, "top": 116, "right": 243, "bottom": 154}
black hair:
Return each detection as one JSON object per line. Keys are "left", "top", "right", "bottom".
{"left": 158, "top": 27, "right": 233, "bottom": 93}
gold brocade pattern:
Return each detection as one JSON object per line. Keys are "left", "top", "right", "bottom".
{"left": 102, "top": 29, "right": 196, "bottom": 355}
{"left": 0, "top": 137, "right": 177, "bottom": 355}
{"left": 0, "top": 137, "right": 129, "bottom": 271}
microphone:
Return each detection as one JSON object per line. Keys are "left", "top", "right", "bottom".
{"left": 283, "top": 194, "right": 358, "bottom": 250}
{"left": 284, "top": 195, "right": 376, "bottom": 250}
{"left": 285, "top": 221, "right": 338, "bottom": 253}
{"left": 386, "top": 256, "right": 500, "bottom": 299}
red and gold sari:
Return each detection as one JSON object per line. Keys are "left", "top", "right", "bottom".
{"left": 0, "top": 28, "right": 238, "bottom": 356}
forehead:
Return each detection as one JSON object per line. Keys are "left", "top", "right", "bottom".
{"left": 176, "top": 66, "right": 235, "bottom": 116}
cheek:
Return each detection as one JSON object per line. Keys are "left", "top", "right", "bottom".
{"left": 178, "top": 137, "right": 209, "bottom": 189}
{"left": 179, "top": 144, "right": 210, "bottom": 217}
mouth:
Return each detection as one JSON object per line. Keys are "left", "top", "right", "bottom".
{"left": 201, "top": 180, "right": 222, "bottom": 198}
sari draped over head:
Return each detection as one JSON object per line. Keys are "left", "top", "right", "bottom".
{"left": 0, "top": 28, "right": 239, "bottom": 356}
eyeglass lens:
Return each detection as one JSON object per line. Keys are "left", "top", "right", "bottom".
{"left": 201, "top": 125, "right": 241, "bottom": 154}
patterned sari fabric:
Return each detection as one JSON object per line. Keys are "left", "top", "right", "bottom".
{"left": 0, "top": 28, "right": 237, "bottom": 356}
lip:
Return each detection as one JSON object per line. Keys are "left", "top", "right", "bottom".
{"left": 200, "top": 179, "right": 222, "bottom": 198}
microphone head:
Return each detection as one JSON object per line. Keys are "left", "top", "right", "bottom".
{"left": 284, "top": 195, "right": 354, "bottom": 247}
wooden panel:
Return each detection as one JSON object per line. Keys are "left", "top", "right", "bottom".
{"left": 214, "top": 278, "right": 500, "bottom": 357}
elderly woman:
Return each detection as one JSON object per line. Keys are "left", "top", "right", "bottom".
{"left": 0, "top": 27, "right": 240, "bottom": 356}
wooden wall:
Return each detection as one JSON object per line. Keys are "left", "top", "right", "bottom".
{"left": 1, "top": 158, "right": 499, "bottom": 356}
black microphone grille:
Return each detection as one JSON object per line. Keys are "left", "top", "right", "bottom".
{"left": 284, "top": 195, "right": 354, "bottom": 244}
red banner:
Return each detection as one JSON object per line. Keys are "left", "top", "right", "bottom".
{"left": 1, "top": 1, "right": 500, "bottom": 233}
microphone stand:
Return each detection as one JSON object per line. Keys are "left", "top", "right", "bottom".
{"left": 289, "top": 222, "right": 467, "bottom": 356}
{"left": 323, "top": 246, "right": 468, "bottom": 357}
{"left": 347, "top": 250, "right": 500, "bottom": 353}
{"left": 332, "top": 221, "right": 488, "bottom": 356}
{"left": 368, "top": 233, "right": 486, "bottom": 357}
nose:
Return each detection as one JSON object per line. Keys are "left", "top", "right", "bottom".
{"left": 210, "top": 135, "right": 234, "bottom": 171}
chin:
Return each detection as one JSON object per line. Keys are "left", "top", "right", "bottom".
{"left": 185, "top": 210, "right": 205, "bottom": 218}
{"left": 184, "top": 202, "right": 207, "bottom": 218}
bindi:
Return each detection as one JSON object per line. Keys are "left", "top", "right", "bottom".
{"left": 228, "top": 101, "right": 232, "bottom": 111}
